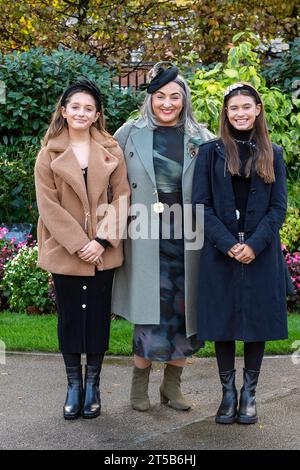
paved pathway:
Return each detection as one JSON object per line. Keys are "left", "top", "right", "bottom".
{"left": 0, "top": 354, "right": 299, "bottom": 450}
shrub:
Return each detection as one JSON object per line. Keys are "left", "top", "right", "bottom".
{"left": 188, "top": 33, "right": 300, "bottom": 179}
{"left": 0, "top": 144, "right": 38, "bottom": 229}
{"left": 287, "top": 180, "right": 300, "bottom": 209}
{"left": 282, "top": 247, "right": 300, "bottom": 312}
{"left": 261, "top": 38, "right": 300, "bottom": 95}
{"left": 0, "top": 48, "right": 143, "bottom": 229}
{"left": 0, "top": 226, "right": 34, "bottom": 309}
{"left": 0, "top": 47, "right": 142, "bottom": 148}
{"left": 1, "top": 245, "right": 55, "bottom": 314}
{"left": 280, "top": 207, "right": 300, "bottom": 252}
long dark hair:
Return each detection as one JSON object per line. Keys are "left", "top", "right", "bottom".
{"left": 43, "top": 80, "right": 111, "bottom": 146}
{"left": 220, "top": 82, "right": 275, "bottom": 183}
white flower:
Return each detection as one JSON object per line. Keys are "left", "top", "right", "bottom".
{"left": 224, "top": 83, "right": 244, "bottom": 97}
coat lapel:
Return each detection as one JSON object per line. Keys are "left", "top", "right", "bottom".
{"left": 48, "top": 128, "right": 118, "bottom": 214}
{"left": 216, "top": 142, "right": 237, "bottom": 215}
{"left": 183, "top": 133, "right": 195, "bottom": 176}
{"left": 50, "top": 146, "right": 90, "bottom": 211}
{"left": 131, "top": 125, "right": 196, "bottom": 187}
{"left": 87, "top": 137, "right": 118, "bottom": 209}
{"left": 130, "top": 125, "right": 156, "bottom": 186}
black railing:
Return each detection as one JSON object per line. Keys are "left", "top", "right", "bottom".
{"left": 112, "top": 62, "right": 155, "bottom": 90}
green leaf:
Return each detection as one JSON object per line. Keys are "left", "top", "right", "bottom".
{"left": 232, "top": 32, "right": 246, "bottom": 43}
{"left": 223, "top": 69, "right": 239, "bottom": 78}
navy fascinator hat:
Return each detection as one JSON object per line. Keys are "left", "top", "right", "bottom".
{"left": 140, "top": 62, "right": 180, "bottom": 94}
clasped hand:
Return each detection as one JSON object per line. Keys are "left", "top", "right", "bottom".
{"left": 227, "top": 243, "right": 256, "bottom": 264}
{"left": 77, "top": 240, "right": 104, "bottom": 267}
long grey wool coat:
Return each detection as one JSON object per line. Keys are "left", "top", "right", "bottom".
{"left": 192, "top": 138, "right": 288, "bottom": 342}
{"left": 111, "top": 118, "right": 214, "bottom": 337}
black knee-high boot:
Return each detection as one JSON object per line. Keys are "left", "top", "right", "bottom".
{"left": 63, "top": 365, "right": 84, "bottom": 420}
{"left": 82, "top": 365, "right": 102, "bottom": 419}
{"left": 215, "top": 369, "right": 238, "bottom": 424}
{"left": 237, "top": 368, "right": 260, "bottom": 424}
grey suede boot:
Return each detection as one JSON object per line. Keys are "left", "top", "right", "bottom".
{"left": 160, "top": 364, "right": 190, "bottom": 411}
{"left": 130, "top": 365, "right": 151, "bottom": 411}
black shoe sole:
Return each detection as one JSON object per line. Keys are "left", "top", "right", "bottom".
{"left": 64, "top": 412, "right": 81, "bottom": 420}
{"left": 237, "top": 415, "right": 258, "bottom": 424}
{"left": 82, "top": 411, "right": 101, "bottom": 419}
{"left": 215, "top": 415, "right": 237, "bottom": 424}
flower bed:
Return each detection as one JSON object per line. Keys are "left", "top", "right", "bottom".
{"left": 0, "top": 227, "right": 55, "bottom": 314}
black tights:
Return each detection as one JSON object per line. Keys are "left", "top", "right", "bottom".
{"left": 215, "top": 341, "right": 265, "bottom": 373}
{"left": 62, "top": 353, "right": 104, "bottom": 368}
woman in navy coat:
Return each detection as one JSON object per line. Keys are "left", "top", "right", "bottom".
{"left": 192, "top": 82, "right": 288, "bottom": 425}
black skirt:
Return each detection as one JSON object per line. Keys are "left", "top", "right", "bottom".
{"left": 52, "top": 269, "right": 115, "bottom": 354}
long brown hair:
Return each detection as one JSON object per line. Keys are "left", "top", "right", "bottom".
{"left": 42, "top": 80, "right": 111, "bottom": 146}
{"left": 220, "top": 83, "right": 275, "bottom": 183}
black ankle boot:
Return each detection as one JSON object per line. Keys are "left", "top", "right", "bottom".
{"left": 63, "top": 365, "right": 83, "bottom": 420}
{"left": 82, "top": 365, "right": 101, "bottom": 419}
{"left": 237, "top": 368, "right": 260, "bottom": 424}
{"left": 215, "top": 369, "right": 238, "bottom": 424}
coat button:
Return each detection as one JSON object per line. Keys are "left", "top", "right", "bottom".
{"left": 82, "top": 304, "right": 86, "bottom": 308}
{"left": 250, "top": 188, "right": 256, "bottom": 194}
{"left": 132, "top": 183, "right": 137, "bottom": 188}
{"left": 131, "top": 215, "right": 137, "bottom": 220}
{"left": 82, "top": 285, "right": 87, "bottom": 290}
{"left": 129, "top": 152, "right": 134, "bottom": 158}
{"left": 248, "top": 209, "right": 255, "bottom": 215}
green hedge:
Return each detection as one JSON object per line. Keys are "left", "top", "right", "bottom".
{"left": 0, "top": 47, "right": 143, "bottom": 227}
{"left": 261, "top": 38, "right": 300, "bottom": 95}
{"left": 0, "top": 144, "right": 37, "bottom": 227}
{"left": 1, "top": 41, "right": 299, "bottom": 233}
{"left": 0, "top": 47, "right": 142, "bottom": 147}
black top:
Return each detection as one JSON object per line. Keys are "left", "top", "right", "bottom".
{"left": 230, "top": 128, "right": 253, "bottom": 232}
{"left": 153, "top": 126, "right": 184, "bottom": 192}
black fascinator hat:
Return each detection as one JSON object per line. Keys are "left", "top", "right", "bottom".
{"left": 140, "top": 62, "right": 180, "bottom": 94}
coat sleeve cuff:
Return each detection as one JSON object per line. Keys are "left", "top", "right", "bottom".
{"left": 68, "top": 236, "right": 90, "bottom": 255}
{"left": 95, "top": 237, "right": 111, "bottom": 249}
{"left": 245, "top": 238, "right": 264, "bottom": 257}
{"left": 216, "top": 236, "right": 238, "bottom": 256}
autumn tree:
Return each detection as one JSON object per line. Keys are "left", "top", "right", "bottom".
{"left": 0, "top": 0, "right": 299, "bottom": 64}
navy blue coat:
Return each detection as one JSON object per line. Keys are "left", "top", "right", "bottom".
{"left": 192, "top": 139, "right": 288, "bottom": 342}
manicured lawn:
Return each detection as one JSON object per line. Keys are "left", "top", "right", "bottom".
{"left": 0, "top": 311, "right": 133, "bottom": 355}
{"left": 0, "top": 310, "right": 299, "bottom": 356}
{"left": 196, "top": 313, "right": 300, "bottom": 357}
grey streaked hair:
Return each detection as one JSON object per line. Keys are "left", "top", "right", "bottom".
{"left": 140, "top": 75, "right": 205, "bottom": 136}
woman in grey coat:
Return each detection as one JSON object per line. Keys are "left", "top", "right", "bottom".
{"left": 112, "top": 63, "right": 214, "bottom": 411}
